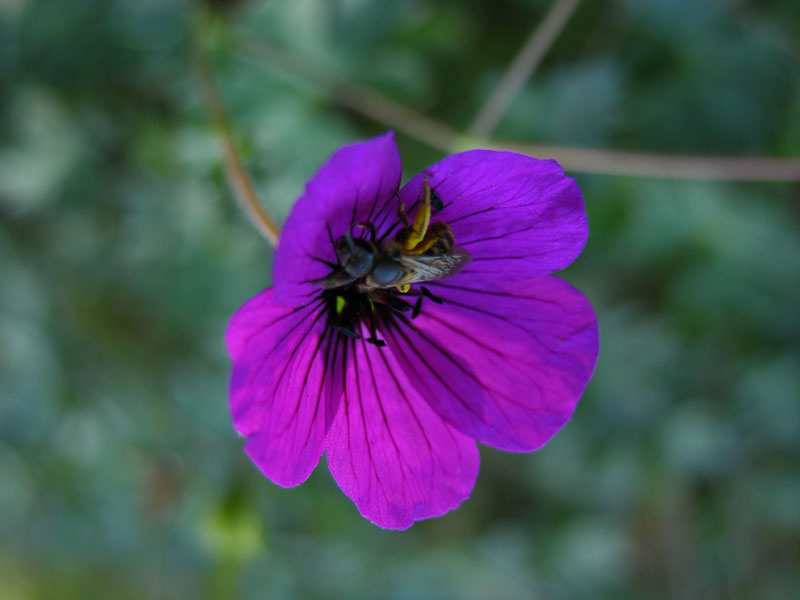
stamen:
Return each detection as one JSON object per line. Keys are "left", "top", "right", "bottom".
{"left": 366, "top": 307, "right": 387, "bottom": 347}
{"left": 333, "top": 324, "right": 361, "bottom": 340}
{"left": 412, "top": 297, "right": 423, "bottom": 319}
{"left": 319, "top": 190, "right": 459, "bottom": 350}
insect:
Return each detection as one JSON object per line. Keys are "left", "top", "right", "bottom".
{"left": 318, "top": 178, "right": 471, "bottom": 293}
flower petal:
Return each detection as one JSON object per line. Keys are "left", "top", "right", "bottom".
{"left": 273, "top": 132, "right": 402, "bottom": 302}
{"left": 399, "top": 150, "right": 587, "bottom": 278}
{"left": 384, "top": 275, "right": 598, "bottom": 452}
{"left": 325, "top": 334, "right": 480, "bottom": 530}
{"left": 226, "top": 288, "right": 337, "bottom": 487}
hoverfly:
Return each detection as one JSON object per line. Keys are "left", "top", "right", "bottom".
{"left": 318, "top": 178, "right": 471, "bottom": 293}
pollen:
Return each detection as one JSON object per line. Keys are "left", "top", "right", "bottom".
{"left": 335, "top": 295, "right": 347, "bottom": 314}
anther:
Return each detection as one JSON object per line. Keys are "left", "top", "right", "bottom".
{"left": 412, "top": 297, "right": 423, "bottom": 319}
{"left": 365, "top": 308, "right": 386, "bottom": 348}
{"left": 333, "top": 324, "right": 361, "bottom": 340}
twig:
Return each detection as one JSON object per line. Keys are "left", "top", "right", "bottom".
{"left": 239, "top": 38, "right": 463, "bottom": 149}
{"left": 329, "top": 78, "right": 461, "bottom": 153}
{"left": 192, "top": 37, "right": 280, "bottom": 247}
{"left": 241, "top": 39, "right": 800, "bottom": 182}
{"left": 486, "top": 141, "right": 800, "bottom": 181}
{"left": 469, "top": 0, "right": 582, "bottom": 138}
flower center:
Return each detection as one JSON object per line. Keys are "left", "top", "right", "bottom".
{"left": 320, "top": 282, "right": 443, "bottom": 347}
{"left": 313, "top": 179, "right": 469, "bottom": 347}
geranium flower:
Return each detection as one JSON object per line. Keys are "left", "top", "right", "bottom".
{"left": 226, "top": 132, "right": 598, "bottom": 529}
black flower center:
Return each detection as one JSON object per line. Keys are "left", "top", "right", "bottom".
{"left": 312, "top": 180, "right": 461, "bottom": 347}
{"left": 319, "top": 280, "right": 443, "bottom": 347}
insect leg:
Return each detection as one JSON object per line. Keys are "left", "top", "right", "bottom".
{"left": 396, "top": 199, "right": 410, "bottom": 227}
{"left": 402, "top": 177, "right": 432, "bottom": 251}
{"left": 408, "top": 286, "right": 441, "bottom": 318}
{"left": 369, "top": 289, "right": 413, "bottom": 314}
{"left": 421, "top": 286, "right": 443, "bottom": 304}
{"left": 355, "top": 221, "right": 378, "bottom": 243}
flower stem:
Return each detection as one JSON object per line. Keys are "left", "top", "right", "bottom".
{"left": 483, "top": 141, "right": 800, "bottom": 181}
{"left": 469, "top": 0, "right": 582, "bottom": 138}
{"left": 242, "top": 38, "right": 800, "bottom": 182}
{"left": 192, "top": 36, "right": 280, "bottom": 248}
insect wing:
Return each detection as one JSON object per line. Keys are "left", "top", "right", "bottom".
{"left": 395, "top": 249, "right": 471, "bottom": 286}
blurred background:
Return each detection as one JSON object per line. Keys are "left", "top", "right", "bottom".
{"left": 1, "top": 0, "right": 799, "bottom": 598}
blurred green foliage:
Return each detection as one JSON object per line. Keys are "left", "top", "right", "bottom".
{"left": 1, "top": 0, "right": 799, "bottom": 598}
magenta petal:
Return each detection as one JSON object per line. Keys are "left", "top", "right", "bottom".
{"left": 273, "top": 132, "right": 402, "bottom": 303}
{"left": 227, "top": 133, "right": 599, "bottom": 528}
{"left": 385, "top": 275, "right": 598, "bottom": 452}
{"left": 399, "top": 150, "right": 587, "bottom": 278}
{"left": 325, "top": 334, "right": 480, "bottom": 530}
{"left": 226, "top": 288, "right": 335, "bottom": 487}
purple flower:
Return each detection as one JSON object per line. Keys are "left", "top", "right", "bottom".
{"left": 226, "top": 132, "right": 598, "bottom": 529}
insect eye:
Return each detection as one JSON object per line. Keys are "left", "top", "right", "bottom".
{"left": 371, "top": 260, "right": 405, "bottom": 286}
{"left": 335, "top": 235, "right": 374, "bottom": 277}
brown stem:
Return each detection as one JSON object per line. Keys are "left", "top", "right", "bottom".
{"left": 469, "top": 0, "right": 582, "bottom": 137}
{"left": 191, "top": 37, "right": 280, "bottom": 247}
{"left": 486, "top": 141, "right": 800, "bottom": 181}
{"left": 241, "top": 39, "right": 800, "bottom": 182}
